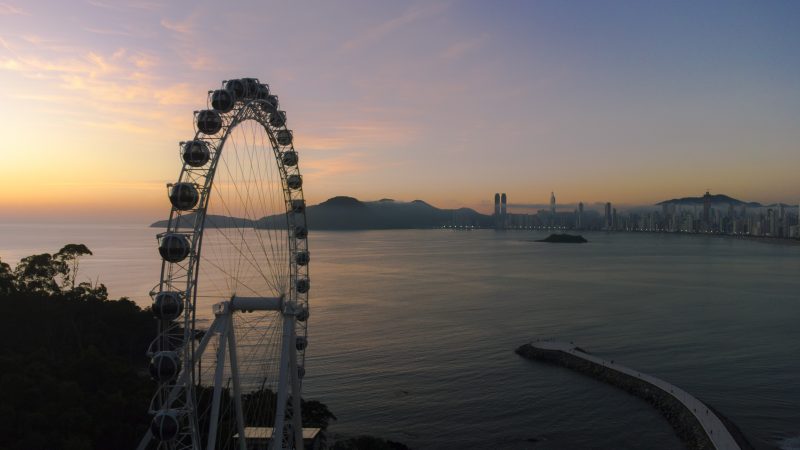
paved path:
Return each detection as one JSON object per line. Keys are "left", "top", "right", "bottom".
{"left": 530, "top": 340, "right": 741, "bottom": 450}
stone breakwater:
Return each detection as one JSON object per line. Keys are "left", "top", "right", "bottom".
{"left": 516, "top": 342, "right": 755, "bottom": 450}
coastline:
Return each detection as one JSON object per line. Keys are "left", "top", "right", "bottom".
{"left": 516, "top": 342, "right": 760, "bottom": 450}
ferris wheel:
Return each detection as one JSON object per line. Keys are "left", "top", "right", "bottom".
{"left": 138, "top": 78, "right": 311, "bottom": 450}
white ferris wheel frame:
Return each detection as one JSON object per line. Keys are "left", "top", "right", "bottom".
{"left": 138, "top": 80, "right": 309, "bottom": 450}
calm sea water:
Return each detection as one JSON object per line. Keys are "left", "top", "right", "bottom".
{"left": 1, "top": 224, "right": 798, "bottom": 449}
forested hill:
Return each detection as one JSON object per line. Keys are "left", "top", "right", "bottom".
{"left": 0, "top": 247, "right": 406, "bottom": 450}
{"left": 656, "top": 194, "right": 762, "bottom": 207}
{"left": 151, "top": 196, "right": 492, "bottom": 230}
{"left": 0, "top": 248, "right": 155, "bottom": 450}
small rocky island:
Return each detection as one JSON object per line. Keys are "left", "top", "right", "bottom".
{"left": 536, "top": 233, "right": 588, "bottom": 243}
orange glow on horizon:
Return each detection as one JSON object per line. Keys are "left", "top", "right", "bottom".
{"left": 1, "top": 2, "right": 799, "bottom": 222}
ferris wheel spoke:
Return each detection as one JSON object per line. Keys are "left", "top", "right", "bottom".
{"left": 219, "top": 140, "right": 282, "bottom": 281}
{"left": 256, "top": 125, "right": 290, "bottom": 289}
{"left": 235, "top": 126, "right": 287, "bottom": 292}
{"left": 250, "top": 138, "right": 289, "bottom": 292}
{"left": 203, "top": 218, "right": 276, "bottom": 295}
{"left": 199, "top": 254, "right": 264, "bottom": 298}
{"left": 209, "top": 182, "right": 281, "bottom": 294}
{"left": 215, "top": 153, "right": 260, "bottom": 292}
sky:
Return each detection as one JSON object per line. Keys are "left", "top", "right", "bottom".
{"left": 1, "top": 0, "right": 799, "bottom": 223}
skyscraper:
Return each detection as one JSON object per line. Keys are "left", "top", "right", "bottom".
{"left": 604, "top": 202, "right": 612, "bottom": 229}
{"left": 501, "top": 193, "right": 507, "bottom": 216}
{"left": 768, "top": 208, "right": 776, "bottom": 236}
{"left": 703, "top": 190, "right": 711, "bottom": 228}
{"left": 494, "top": 193, "right": 500, "bottom": 217}
{"left": 577, "top": 202, "right": 584, "bottom": 229}
{"left": 550, "top": 192, "right": 556, "bottom": 215}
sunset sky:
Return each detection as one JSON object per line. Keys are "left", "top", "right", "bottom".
{"left": 1, "top": 0, "right": 799, "bottom": 223}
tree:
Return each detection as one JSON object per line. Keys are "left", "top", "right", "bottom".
{"left": 55, "top": 244, "right": 93, "bottom": 290}
{"left": 69, "top": 281, "right": 108, "bottom": 301}
{"left": 0, "top": 258, "right": 15, "bottom": 295}
{"left": 13, "top": 253, "right": 66, "bottom": 295}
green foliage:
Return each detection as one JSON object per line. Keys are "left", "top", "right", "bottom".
{"left": 9, "top": 244, "right": 103, "bottom": 296}
{"left": 55, "top": 244, "right": 93, "bottom": 290}
{"left": 68, "top": 282, "right": 109, "bottom": 301}
{"left": 13, "top": 253, "right": 66, "bottom": 294}
{"left": 0, "top": 244, "right": 153, "bottom": 449}
{"left": 0, "top": 290, "right": 154, "bottom": 450}
{"left": 0, "top": 258, "right": 14, "bottom": 295}
{"left": 301, "top": 399, "right": 338, "bottom": 430}
{"left": 0, "top": 244, "right": 401, "bottom": 450}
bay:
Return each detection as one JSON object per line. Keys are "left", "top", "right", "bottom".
{"left": 1, "top": 224, "right": 798, "bottom": 449}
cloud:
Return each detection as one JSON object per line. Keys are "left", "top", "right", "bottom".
{"left": 86, "top": 0, "right": 164, "bottom": 12}
{"left": 296, "top": 121, "right": 416, "bottom": 151}
{"left": 442, "top": 33, "right": 489, "bottom": 60}
{"left": 83, "top": 27, "right": 133, "bottom": 36}
{"left": 0, "top": 33, "right": 197, "bottom": 136}
{"left": 0, "top": 3, "right": 27, "bottom": 15}
{"left": 78, "top": 119, "right": 156, "bottom": 134}
{"left": 160, "top": 17, "right": 193, "bottom": 35}
{"left": 159, "top": 11, "right": 215, "bottom": 70}
{"left": 302, "top": 152, "right": 372, "bottom": 176}
{"left": 340, "top": 2, "right": 451, "bottom": 52}
{"left": 129, "top": 51, "right": 159, "bottom": 69}
{"left": 38, "top": 179, "right": 163, "bottom": 190}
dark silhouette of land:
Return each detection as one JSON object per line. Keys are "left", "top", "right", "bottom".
{"left": 151, "top": 193, "right": 797, "bottom": 232}
{"left": 151, "top": 196, "right": 492, "bottom": 230}
{"left": 0, "top": 247, "right": 406, "bottom": 450}
{"left": 656, "top": 194, "right": 790, "bottom": 208}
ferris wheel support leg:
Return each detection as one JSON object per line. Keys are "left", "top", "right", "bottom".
{"left": 207, "top": 318, "right": 229, "bottom": 450}
{"left": 269, "top": 315, "right": 294, "bottom": 450}
{"left": 135, "top": 430, "right": 153, "bottom": 450}
{"left": 289, "top": 318, "right": 303, "bottom": 450}
{"left": 226, "top": 314, "right": 248, "bottom": 450}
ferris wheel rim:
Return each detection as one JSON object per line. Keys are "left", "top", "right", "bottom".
{"left": 144, "top": 78, "right": 310, "bottom": 450}
{"left": 173, "top": 97, "right": 309, "bottom": 352}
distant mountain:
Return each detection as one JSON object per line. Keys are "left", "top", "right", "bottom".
{"left": 150, "top": 196, "right": 493, "bottom": 230}
{"left": 281, "top": 196, "right": 491, "bottom": 230}
{"left": 150, "top": 214, "right": 255, "bottom": 229}
{"left": 656, "top": 194, "right": 763, "bottom": 208}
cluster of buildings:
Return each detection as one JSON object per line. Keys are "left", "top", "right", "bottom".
{"left": 491, "top": 191, "right": 585, "bottom": 229}
{"left": 488, "top": 191, "right": 800, "bottom": 239}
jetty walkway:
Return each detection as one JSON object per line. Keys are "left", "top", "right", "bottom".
{"left": 517, "top": 340, "right": 751, "bottom": 450}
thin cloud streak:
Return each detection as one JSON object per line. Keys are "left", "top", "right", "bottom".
{"left": 339, "top": 1, "right": 452, "bottom": 53}
{"left": 298, "top": 121, "right": 417, "bottom": 151}
{"left": 441, "top": 33, "right": 489, "bottom": 60}
{"left": 0, "top": 2, "right": 27, "bottom": 15}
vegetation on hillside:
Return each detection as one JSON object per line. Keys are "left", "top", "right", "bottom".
{"left": 0, "top": 245, "right": 405, "bottom": 450}
{"left": 0, "top": 245, "right": 153, "bottom": 450}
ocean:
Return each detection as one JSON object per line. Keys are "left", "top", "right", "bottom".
{"left": 1, "top": 223, "right": 798, "bottom": 449}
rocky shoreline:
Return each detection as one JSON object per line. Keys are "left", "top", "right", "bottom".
{"left": 515, "top": 343, "right": 756, "bottom": 450}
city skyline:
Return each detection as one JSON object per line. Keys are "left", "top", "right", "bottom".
{"left": 487, "top": 190, "right": 800, "bottom": 238}
{"left": 2, "top": 1, "right": 800, "bottom": 222}
{"left": 497, "top": 190, "right": 800, "bottom": 214}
